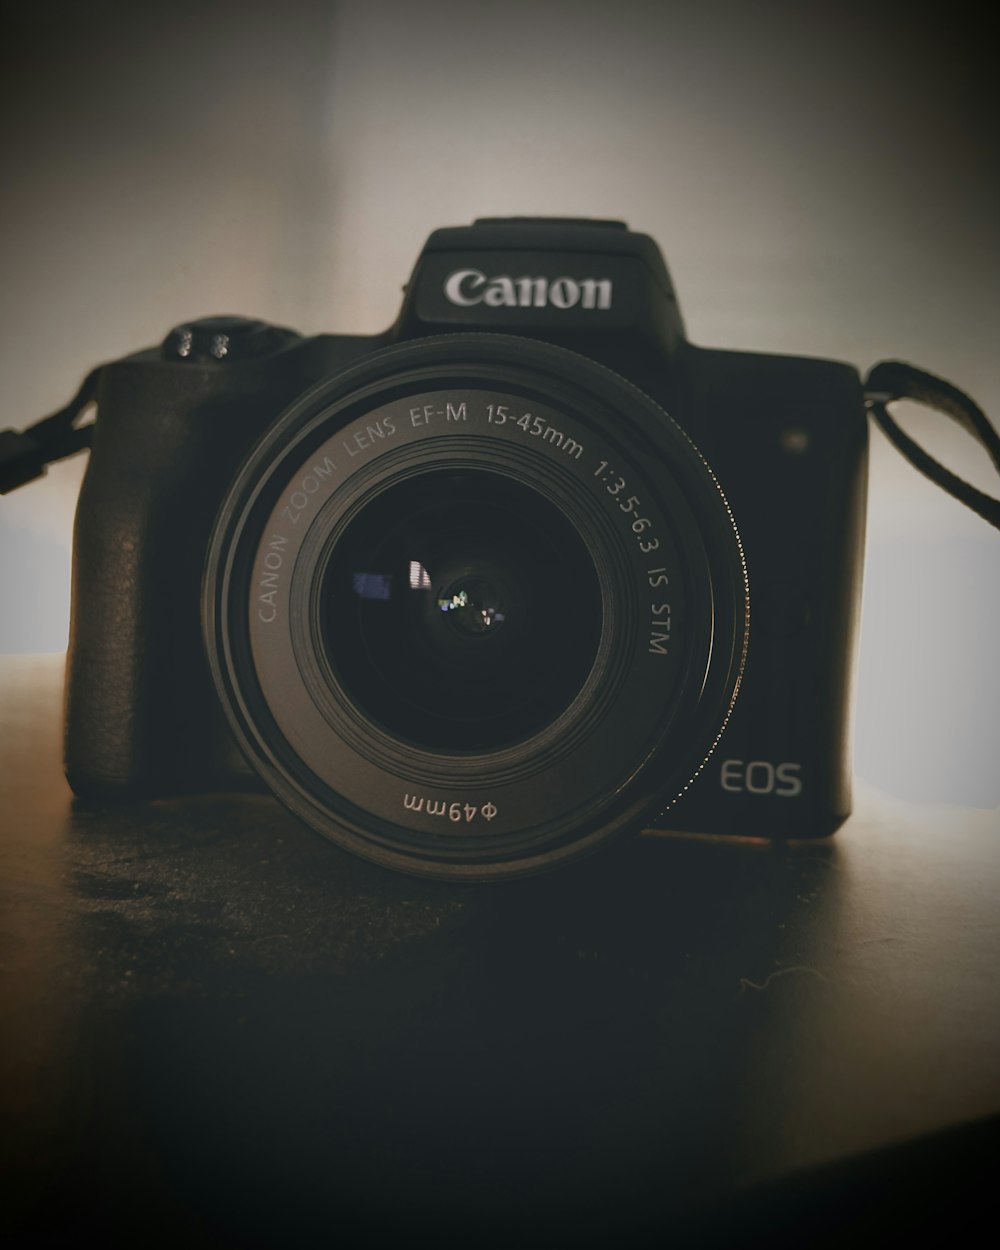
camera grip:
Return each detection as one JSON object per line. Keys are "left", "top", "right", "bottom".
{"left": 65, "top": 356, "right": 298, "bottom": 797}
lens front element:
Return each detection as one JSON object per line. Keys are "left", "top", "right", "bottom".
{"left": 322, "top": 469, "right": 602, "bottom": 752}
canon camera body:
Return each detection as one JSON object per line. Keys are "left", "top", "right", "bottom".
{"left": 64, "top": 217, "right": 867, "bottom": 878}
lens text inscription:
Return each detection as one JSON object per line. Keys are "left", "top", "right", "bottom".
{"left": 404, "top": 794, "right": 499, "bottom": 823}
{"left": 256, "top": 534, "right": 288, "bottom": 623}
{"left": 486, "top": 405, "right": 583, "bottom": 458}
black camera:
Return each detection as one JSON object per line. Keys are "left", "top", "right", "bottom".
{"left": 61, "top": 217, "right": 867, "bottom": 878}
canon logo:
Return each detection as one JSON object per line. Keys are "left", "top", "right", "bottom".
{"left": 444, "top": 268, "right": 613, "bottom": 311}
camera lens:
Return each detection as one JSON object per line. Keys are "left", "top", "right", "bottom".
{"left": 321, "top": 468, "right": 602, "bottom": 751}
{"left": 205, "top": 335, "right": 748, "bottom": 879}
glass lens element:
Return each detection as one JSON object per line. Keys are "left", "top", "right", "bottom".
{"left": 321, "top": 469, "right": 602, "bottom": 751}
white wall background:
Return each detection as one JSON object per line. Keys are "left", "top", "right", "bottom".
{"left": 1, "top": 0, "right": 997, "bottom": 806}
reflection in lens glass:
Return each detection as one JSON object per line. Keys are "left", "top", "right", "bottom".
{"left": 322, "top": 469, "right": 602, "bottom": 751}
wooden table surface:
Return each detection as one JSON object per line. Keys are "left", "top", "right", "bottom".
{"left": 1, "top": 655, "right": 997, "bottom": 1246}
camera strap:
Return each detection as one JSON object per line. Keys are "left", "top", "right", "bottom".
{"left": 0, "top": 366, "right": 101, "bottom": 494}
{"left": 2, "top": 360, "right": 999, "bottom": 530}
{"left": 864, "top": 361, "right": 1000, "bottom": 531}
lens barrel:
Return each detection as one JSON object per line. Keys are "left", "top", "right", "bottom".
{"left": 205, "top": 335, "right": 747, "bottom": 879}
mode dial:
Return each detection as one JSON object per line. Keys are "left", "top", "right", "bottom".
{"left": 161, "top": 316, "right": 300, "bottom": 363}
